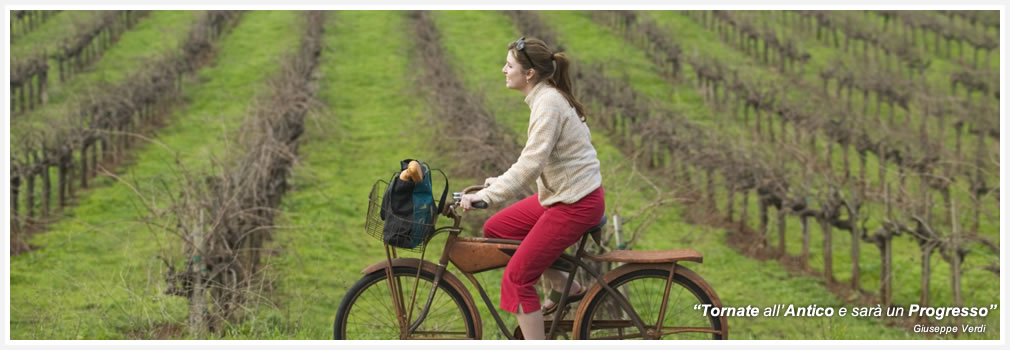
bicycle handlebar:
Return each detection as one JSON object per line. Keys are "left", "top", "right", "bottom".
{"left": 452, "top": 186, "right": 488, "bottom": 209}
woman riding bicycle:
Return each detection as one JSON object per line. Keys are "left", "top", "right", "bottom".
{"left": 459, "top": 36, "right": 605, "bottom": 340}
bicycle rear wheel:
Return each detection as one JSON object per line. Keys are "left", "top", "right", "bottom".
{"left": 334, "top": 266, "right": 477, "bottom": 339}
{"left": 576, "top": 266, "right": 727, "bottom": 340}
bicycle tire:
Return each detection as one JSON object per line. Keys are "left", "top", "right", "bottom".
{"left": 334, "top": 266, "right": 478, "bottom": 340}
{"left": 576, "top": 267, "right": 727, "bottom": 340}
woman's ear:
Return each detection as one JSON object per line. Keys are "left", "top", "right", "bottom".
{"left": 526, "top": 68, "right": 536, "bottom": 82}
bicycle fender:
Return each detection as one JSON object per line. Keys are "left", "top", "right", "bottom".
{"left": 571, "top": 263, "right": 726, "bottom": 339}
{"left": 361, "top": 258, "right": 483, "bottom": 339}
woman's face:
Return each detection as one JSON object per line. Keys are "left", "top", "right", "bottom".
{"left": 503, "top": 50, "right": 533, "bottom": 91}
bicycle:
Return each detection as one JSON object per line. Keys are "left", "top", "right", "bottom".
{"left": 333, "top": 178, "right": 729, "bottom": 340}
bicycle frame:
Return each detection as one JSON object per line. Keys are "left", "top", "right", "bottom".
{"left": 454, "top": 231, "right": 651, "bottom": 340}
{"left": 381, "top": 190, "right": 656, "bottom": 340}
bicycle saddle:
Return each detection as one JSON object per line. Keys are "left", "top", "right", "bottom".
{"left": 586, "top": 215, "right": 607, "bottom": 234}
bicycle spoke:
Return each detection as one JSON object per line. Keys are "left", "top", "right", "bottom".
{"left": 581, "top": 269, "right": 723, "bottom": 340}
{"left": 337, "top": 267, "right": 475, "bottom": 339}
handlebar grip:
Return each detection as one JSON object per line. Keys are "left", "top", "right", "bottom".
{"left": 473, "top": 201, "right": 488, "bottom": 209}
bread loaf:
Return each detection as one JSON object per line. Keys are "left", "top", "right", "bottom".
{"left": 399, "top": 160, "right": 423, "bottom": 182}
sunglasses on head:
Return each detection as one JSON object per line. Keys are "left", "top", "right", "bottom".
{"left": 515, "top": 36, "right": 535, "bottom": 67}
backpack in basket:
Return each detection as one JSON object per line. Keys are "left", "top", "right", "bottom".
{"left": 379, "top": 159, "right": 448, "bottom": 249}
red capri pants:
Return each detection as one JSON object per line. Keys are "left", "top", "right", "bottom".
{"left": 482, "top": 186, "right": 605, "bottom": 314}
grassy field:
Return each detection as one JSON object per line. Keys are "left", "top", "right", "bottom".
{"left": 576, "top": 10, "right": 1000, "bottom": 337}
{"left": 12, "top": 11, "right": 200, "bottom": 138}
{"left": 10, "top": 11, "right": 203, "bottom": 221}
{"left": 10, "top": 10, "right": 302, "bottom": 339}
{"left": 11, "top": 11, "right": 103, "bottom": 58}
{"left": 533, "top": 10, "right": 948, "bottom": 339}
{"left": 641, "top": 10, "right": 999, "bottom": 325}
{"left": 734, "top": 11, "right": 999, "bottom": 187}
{"left": 229, "top": 10, "right": 922, "bottom": 339}
{"left": 8, "top": 10, "right": 1000, "bottom": 341}
{"left": 218, "top": 10, "right": 434, "bottom": 339}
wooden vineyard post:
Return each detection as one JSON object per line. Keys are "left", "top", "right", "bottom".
{"left": 189, "top": 209, "right": 208, "bottom": 337}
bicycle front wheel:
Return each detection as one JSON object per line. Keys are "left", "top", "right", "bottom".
{"left": 334, "top": 266, "right": 477, "bottom": 340}
{"left": 576, "top": 266, "right": 727, "bottom": 340}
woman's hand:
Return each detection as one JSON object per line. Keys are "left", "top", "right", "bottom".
{"left": 483, "top": 177, "right": 498, "bottom": 187}
{"left": 460, "top": 193, "right": 483, "bottom": 211}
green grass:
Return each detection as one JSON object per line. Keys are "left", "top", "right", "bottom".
{"left": 434, "top": 11, "right": 530, "bottom": 139}
{"left": 351, "top": 9, "right": 933, "bottom": 340}
{"left": 533, "top": 10, "right": 996, "bottom": 339}
{"left": 771, "top": 10, "right": 999, "bottom": 157}
{"left": 10, "top": 10, "right": 302, "bottom": 339}
{"left": 12, "top": 11, "right": 200, "bottom": 143}
{"left": 11, "top": 11, "right": 99, "bottom": 58}
{"left": 651, "top": 11, "right": 997, "bottom": 188}
{"left": 11, "top": 11, "right": 202, "bottom": 221}
{"left": 640, "top": 11, "right": 999, "bottom": 330}
{"left": 218, "top": 11, "right": 435, "bottom": 339}
{"left": 819, "top": 11, "right": 999, "bottom": 79}
{"left": 430, "top": 10, "right": 546, "bottom": 338}
{"left": 666, "top": 11, "right": 998, "bottom": 183}
{"left": 9, "top": 10, "right": 998, "bottom": 341}
{"left": 705, "top": 11, "right": 998, "bottom": 178}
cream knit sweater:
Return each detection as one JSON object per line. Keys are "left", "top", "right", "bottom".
{"left": 476, "top": 81, "right": 602, "bottom": 207}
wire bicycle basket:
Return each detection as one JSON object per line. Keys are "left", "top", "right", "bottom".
{"left": 364, "top": 169, "right": 446, "bottom": 252}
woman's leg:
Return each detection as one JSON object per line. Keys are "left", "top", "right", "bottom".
{"left": 543, "top": 269, "right": 580, "bottom": 290}
{"left": 543, "top": 187, "right": 604, "bottom": 303}
{"left": 501, "top": 187, "right": 606, "bottom": 339}
{"left": 542, "top": 270, "right": 584, "bottom": 299}
{"left": 482, "top": 194, "right": 550, "bottom": 339}
{"left": 515, "top": 304, "right": 545, "bottom": 340}
{"left": 485, "top": 194, "right": 582, "bottom": 299}
{"left": 482, "top": 193, "right": 545, "bottom": 240}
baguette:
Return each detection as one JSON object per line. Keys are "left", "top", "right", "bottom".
{"left": 399, "top": 160, "right": 423, "bottom": 182}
